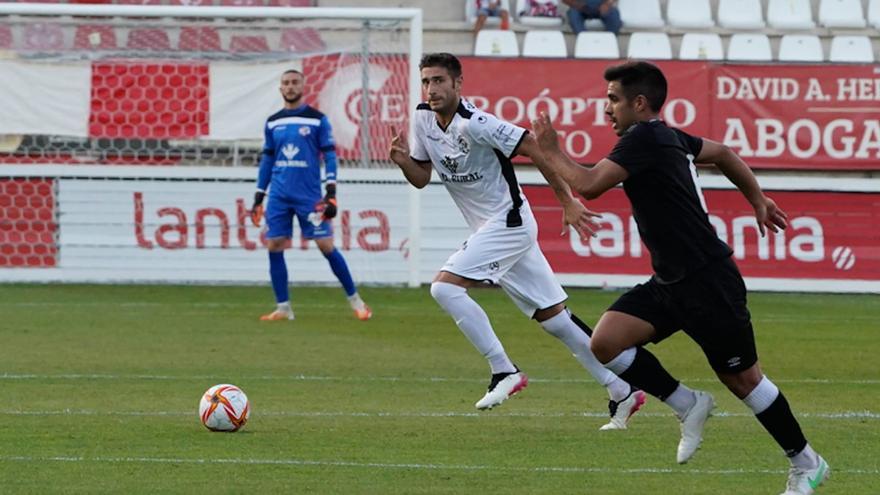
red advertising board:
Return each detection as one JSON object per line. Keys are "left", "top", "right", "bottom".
{"left": 461, "top": 58, "right": 880, "bottom": 170}
{"left": 525, "top": 185, "right": 880, "bottom": 282}
{"left": 0, "top": 178, "right": 57, "bottom": 267}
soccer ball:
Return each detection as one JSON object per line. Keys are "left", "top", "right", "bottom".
{"left": 198, "top": 384, "right": 250, "bottom": 432}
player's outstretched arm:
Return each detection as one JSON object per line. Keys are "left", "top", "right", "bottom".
{"left": 389, "top": 126, "right": 432, "bottom": 189}
{"left": 531, "top": 112, "right": 626, "bottom": 200}
{"left": 696, "top": 138, "right": 788, "bottom": 236}
{"left": 516, "top": 133, "right": 601, "bottom": 239}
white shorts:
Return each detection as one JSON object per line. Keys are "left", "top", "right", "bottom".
{"left": 441, "top": 212, "right": 567, "bottom": 317}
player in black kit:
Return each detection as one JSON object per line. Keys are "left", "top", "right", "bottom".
{"left": 530, "top": 61, "right": 828, "bottom": 495}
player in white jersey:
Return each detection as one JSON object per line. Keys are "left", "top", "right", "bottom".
{"left": 389, "top": 53, "right": 645, "bottom": 429}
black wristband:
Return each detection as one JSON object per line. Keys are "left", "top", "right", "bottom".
{"left": 253, "top": 191, "right": 265, "bottom": 206}
{"left": 324, "top": 183, "right": 336, "bottom": 199}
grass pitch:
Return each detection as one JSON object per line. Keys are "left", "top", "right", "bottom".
{"left": 0, "top": 284, "right": 877, "bottom": 494}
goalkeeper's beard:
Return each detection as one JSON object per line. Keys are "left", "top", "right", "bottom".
{"left": 283, "top": 94, "right": 303, "bottom": 106}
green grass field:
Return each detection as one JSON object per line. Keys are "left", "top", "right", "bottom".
{"left": 0, "top": 284, "right": 877, "bottom": 494}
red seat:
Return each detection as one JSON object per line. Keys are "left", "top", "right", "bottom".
{"left": 22, "top": 23, "right": 65, "bottom": 50}
{"left": 0, "top": 26, "right": 12, "bottom": 49}
{"left": 116, "top": 0, "right": 164, "bottom": 4}
{"left": 127, "top": 28, "right": 171, "bottom": 51}
{"left": 179, "top": 26, "right": 222, "bottom": 51}
{"left": 229, "top": 34, "right": 269, "bottom": 52}
{"left": 74, "top": 25, "right": 117, "bottom": 50}
{"left": 279, "top": 27, "right": 324, "bottom": 52}
{"left": 69, "top": 0, "right": 112, "bottom": 4}
{"left": 268, "top": 0, "right": 313, "bottom": 5}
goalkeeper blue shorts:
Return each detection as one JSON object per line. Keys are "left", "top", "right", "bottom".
{"left": 265, "top": 196, "right": 332, "bottom": 240}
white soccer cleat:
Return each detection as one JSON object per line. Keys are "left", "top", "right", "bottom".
{"left": 475, "top": 370, "right": 528, "bottom": 410}
{"left": 260, "top": 309, "right": 295, "bottom": 321}
{"left": 599, "top": 388, "right": 647, "bottom": 431}
{"left": 780, "top": 455, "right": 830, "bottom": 495}
{"left": 676, "top": 390, "right": 715, "bottom": 464}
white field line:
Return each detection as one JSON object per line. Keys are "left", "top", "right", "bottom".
{"left": 1, "top": 409, "right": 877, "bottom": 420}
{"left": 1, "top": 373, "right": 878, "bottom": 385}
{"left": 0, "top": 455, "right": 876, "bottom": 476}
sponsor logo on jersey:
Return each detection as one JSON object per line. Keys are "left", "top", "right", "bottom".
{"left": 441, "top": 155, "right": 459, "bottom": 174}
{"left": 438, "top": 171, "right": 484, "bottom": 184}
{"left": 275, "top": 143, "right": 308, "bottom": 167}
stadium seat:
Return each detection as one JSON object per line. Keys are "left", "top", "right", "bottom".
{"left": 522, "top": 30, "right": 566, "bottom": 57}
{"left": 116, "top": 0, "right": 164, "bottom": 4}
{"left": 178, "top": 26, "right": 222, "bottom": 52}
{"left": 829, "top": 35, "right": 875, "bottom": 62}
{"left": 573, "top": 31, "right": 619, "bottom": 59}
{"left": 666, "top": 0, "right": 714, "bottom": 29}
{"left": 618, "top": 0, "right": 665, "bottom": 29}
{"left": 22, "top": 23, "right": 65, "bottom": 51}
{"left": 73, "top": 25, "right": 117, "bottom": 50}
{"left": 127, "top": 28, "right": 171, "bottom": 51}
{"left": 819, "top": 0, "right": 867, "bottom": 28}
{"left": 778, "top": 35, "right": 824, "bottom": 62}
{"left": 626, "top": 32, "right": 672, "bottom": 60}
{"left": 717, "top": 0, "right": 765, "bottom": 29}
{"left": 515, "top": 0, "right": 563, "bottom": 27}
{"left": 229, "top": 34, "right": 270, "bottom": 52}
{"left": 169, "top": 0, "right": 214, "bottom": 5}
{"left": 767, "top": 0, "right": 815, "bottom": 29}
{"left": 727, "top": 33, "right": 772, "bottom": 61}
{"left": 280, "top": 27, "right": 325, "bottom": 52}
{"left": 0, "top": 25, "right": 12, "bottom": 49}
{"left": 474, "top": 29, "right": 519, "bottom": 56}
{"left": 870, "top": 0, "right": 880, "bottom": 29}
{"left": 678, "top": 33, "right": 723, "bottom": 60}
{"left": 466, "top": 0, "right": 511, "bottom": 27}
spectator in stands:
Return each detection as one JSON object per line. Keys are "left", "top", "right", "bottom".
{"left": 473, "top": 0, "right": 511, "bottom": 35}
{"left": 519, "top": 0, "right": 560, "bottom": 18}
{"left": 562, "top": 0, "right": 622, "bottom": 34}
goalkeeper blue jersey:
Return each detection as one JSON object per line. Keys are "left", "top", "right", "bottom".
{"left": 256, "top": 104, "right": 337, "bottom": 204}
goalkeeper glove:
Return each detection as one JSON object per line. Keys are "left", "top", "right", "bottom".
{"left": 321, "top": 183, "right": 337, "bottom": 220}
{"left": 250, "top": 191, "right": 265, "bottom": 227}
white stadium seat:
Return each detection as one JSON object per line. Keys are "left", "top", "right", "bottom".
{"left": 515, "top": 0, "right": 563, "bottom": 27}
{"left": 666, "top": 0, "right": 714, "bottom": 28}
{"left": 727, "top": 33, "right": 772, "bottom": 61}
{"left": 522, "top": 30, "right": 567, "bottom": 58}
{"left": 718, "top": 0, "right": 766, "bottom": 29}
{"left": 627, "top": 32, "right": 672, "bottom": 60}
{"left": 618, "top": 0, "right": 665, "bottom": 29}
{"left": 829, "top": 35, "right": 875, "bottom": 63}
{"left": 870, "top": 0, "right": 880, "bottom": 29}
{"left": 474, "top": 29, "right": 519, "bottom": 57}
{"left": 466, "top": 0, "right": 511, "bottom": 26}
{"left": 778, "top": 35, "right": 824, "bottom": 62}
{"left": 767, "top": 0, "right": 816, "bottom": 29}
{"left": 819, "top": 0, "right": 867, "bottom": 28}
{"left": 574, "top": 31, "right": 620, "bottom": 59}
{"left": 679, "top": 33, "right": 724, "bottom": 60}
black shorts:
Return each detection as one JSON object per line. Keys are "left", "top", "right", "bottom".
{"left": 608, "top": 256, "right": 757, "bottom": 373}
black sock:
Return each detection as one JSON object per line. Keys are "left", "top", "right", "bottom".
{"left": 755, "top": 392, "right": 808, "bottom": 457}
{"left": 569, "top": 312, "right": 593, "bottom": 337}
{"left": 617, "top": 347, "right": 679, "bottom": 401}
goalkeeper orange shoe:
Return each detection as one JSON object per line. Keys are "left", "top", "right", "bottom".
{"left": 260, "top": 309, "right": 295, "bottom": 321}
{"left": 353, "top": 304, "right": 372, "bottom": 321}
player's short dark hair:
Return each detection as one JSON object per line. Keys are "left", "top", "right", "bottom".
{"left": 603, "top": 61, "right": 667, "bottom": 112}
{"left": 419, "top": 53, "right": 462, "bottom": 79}
{"left": 282, "top": 69, "right": 303, "bottom": 77}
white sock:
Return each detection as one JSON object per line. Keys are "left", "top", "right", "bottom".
{"left": 430, "top": 282, "right": 516, "bottom": 375}
{"left": 347, "top": 293, "right": 365, "bottom": 310}
{"left": 539, "top": 310, "right": 629, "bottom": 400}
{"left": 277, "top": 301, "right": 291, "bottom": 311}
{"left": 789, "top": 443, "right": 820, "bottom": 470}
{"left": 604, "top": 347, "right": 637, "bottom": 375}
{"left": 664, "top": 383, "right": 697, "bottom": 418}
{"left": 743, "top": 375, "right": 779, "bottom": 414}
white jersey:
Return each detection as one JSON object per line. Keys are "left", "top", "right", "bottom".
{"left": 410, "top": 99, "right": 530, "bottom": 231}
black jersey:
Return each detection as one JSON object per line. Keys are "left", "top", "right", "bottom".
{"left": 607, "top": 120, "right": 732, "bottom": 283}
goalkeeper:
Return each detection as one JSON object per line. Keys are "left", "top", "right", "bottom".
{"left": 251, "top": 69, "right": 372, "bottom": 321}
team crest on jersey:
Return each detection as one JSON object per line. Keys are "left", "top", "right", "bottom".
{"left": 281, "top": 144, "right": 300, "bottom": 159}
{"left": 299, "top": 126, "right": 311, "bottom": 136}
{"left": 456, "top": 134, "right": 470, "bottom": 155}
{"left": 441, "top": 155, "right": 459, "bottom": 174}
